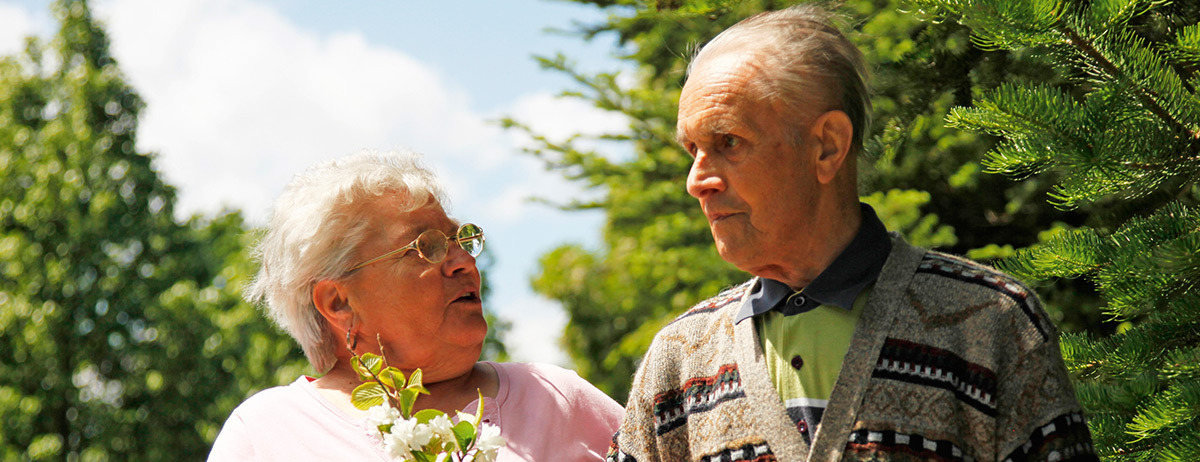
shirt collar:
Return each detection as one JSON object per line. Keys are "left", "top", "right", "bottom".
{"left": 735, "top": 203, "right": 892, "bottom": 324}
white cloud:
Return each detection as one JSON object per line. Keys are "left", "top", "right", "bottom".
{"left": 473, "top": 156, "right": 590, "bottom": 226}
{"left": 0, "top": 3, "right": 35, "bottom": 57}
{"left": 501, "top": 294, "right": 570, "bottom": 366}
{"left": 78, "top": 0, "right": 620, "bottom": 372}
{"left": 476, "top": 91, "right": 629, "bottom": 226}
{"left": 94, "top": 0, "right": 501, "bottom": 221}
{"left": 505, "top": 91, "right": 630, "bottom": 147}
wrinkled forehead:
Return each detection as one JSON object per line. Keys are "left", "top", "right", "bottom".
{"left": 685, "top": 49, "right": 770, "bottom": 93}
{"left": 360, "top": 193, "right": 450, "bottom": 240}
{"left": 677, "top": 54, "right": 776, "bottom": 134}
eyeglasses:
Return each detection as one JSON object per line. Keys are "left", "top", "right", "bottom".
{"left": 346, "top": 223, "right": 484, "bottom": 273}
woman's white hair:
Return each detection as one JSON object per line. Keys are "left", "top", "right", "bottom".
{"left": 689, "top": 3, "right": 871, "bottom": 152}
{"left": 245, "top": 149, "right": 447, "bottom": 373}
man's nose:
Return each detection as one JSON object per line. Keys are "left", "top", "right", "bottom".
{"left": 686, "top": 150, "right": 726, "bottom": 199}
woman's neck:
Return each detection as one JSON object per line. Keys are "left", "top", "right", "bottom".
{"left": 312, "top": 360, "right": 498, "bottom": 418}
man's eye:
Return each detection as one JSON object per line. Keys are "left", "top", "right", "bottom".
{"left": 721, "top": 135, "right": 740, "bottom": 148}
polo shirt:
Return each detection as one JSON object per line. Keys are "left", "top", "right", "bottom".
{"left": 735, "top": 203, "right": 891, "bottom": 443}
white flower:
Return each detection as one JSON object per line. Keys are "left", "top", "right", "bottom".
{"left": 381, "top": 437, "right": 413, "bottom": 461}
{"left": 383, "top": 417, "right": 419, "bottom": 460}
{"left": 381, "top": 426, "right": 415, "bottom": 460}
{"left": 429, "top": 414, "right": 457, "bottom": 450}
{"left": 455, "top": 411, "right": 476, "bottom": 424}
{"left": 409, "top": 422, "right": 434, "bottom": 449}
{"left": 473, "top": 423, "right": 505, "bottom": 462}
{"left": 366, "top": 404, "right": 401, "bottom": 432}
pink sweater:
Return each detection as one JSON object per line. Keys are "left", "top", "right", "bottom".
{"left": 208, "top": 362, "right": 623, "bottom": 461}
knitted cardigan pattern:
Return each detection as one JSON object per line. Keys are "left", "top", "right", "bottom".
{"left": 609, "top": 236, "right": 1096, "bottom": 462}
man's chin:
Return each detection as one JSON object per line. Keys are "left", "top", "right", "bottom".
{"left": 713, "top": 238, "right": 751, "bottom": 266}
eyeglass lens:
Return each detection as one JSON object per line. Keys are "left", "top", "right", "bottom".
{"left": 415, "top": 224, "right": 484, "bottom": 263}
{"left": 457, "top": 224, "right": 484, "bottom": 257}
{"left": 416, "top": 229, "right": 449, "bottom": 263}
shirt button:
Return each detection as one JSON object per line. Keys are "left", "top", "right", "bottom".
{"left": 790, "top": 295, "right": 806, "bottom": 307}
{"left": 790, "top": 355, "right": 804, "bottom": 370}
{"left": 797, "top": 420, "right": 808, "bottom": 433}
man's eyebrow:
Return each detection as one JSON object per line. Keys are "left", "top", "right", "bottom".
{"left": 675, "top": 129, "right": 689, "bottom": 146}
{"left": 677, "top": 118, "right": 737, "bottom": 146}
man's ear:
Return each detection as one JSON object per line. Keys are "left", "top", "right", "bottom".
{"left": 313, "top": 279, "right": 353, "bottom": 332}
{"left": 810, "top": 109, "right": 854, "bottom": 185}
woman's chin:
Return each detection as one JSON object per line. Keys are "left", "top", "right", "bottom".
{"left": 446, "top": 319, "right": 490, "bottom": 350}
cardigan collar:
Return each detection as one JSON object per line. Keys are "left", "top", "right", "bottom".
{"left": 736, "top": 203, "right": 891, "bottom": 324}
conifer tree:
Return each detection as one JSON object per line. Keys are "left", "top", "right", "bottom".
{"left": 917, "top": 0, "right": 1200, "bottom": 459}
{"left": 511, "top": 0, "right": 1109, "bottom": 401}
{"left": 0, "top": 1, "right": 305, "bottom": 460}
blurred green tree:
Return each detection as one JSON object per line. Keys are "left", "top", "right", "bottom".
{"left": 507, "top": 0, "right": 1109, "bottom": 402}
{"left": 0, "top": 1, "right": 306, "bottom": 460}
{"left": 919, "top": 0, "right": 1200, "bottom": 458}
{"left": 477, "top": 247, "right": 512, "bottom": 362}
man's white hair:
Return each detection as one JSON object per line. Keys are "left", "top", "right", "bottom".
{"left": 245, "top": 149, "right": 447, "bottom": 373}
{"left": 689, "top": 3, "right": 871, "bottom": 152}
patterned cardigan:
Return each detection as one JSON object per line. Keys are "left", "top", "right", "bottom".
{"left": 609, "top": 236, "right": 1096, "bottom": 462}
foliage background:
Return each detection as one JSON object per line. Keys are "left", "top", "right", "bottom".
{"left": 510, "top": 0, "right": 1114, "bottom": 403}
{"left": 513, "top": 0, "right": 1200, "bottom": 459}
{"left": 0, "top": 2, "right": 309, "bottom": 459}
{"left": 3, "top": 0, "right": 1196, "bottom": 460}
{"left": 0, "top": 1, "right": 509, "bottom": 460}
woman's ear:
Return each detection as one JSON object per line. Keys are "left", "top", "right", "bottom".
{"left": 809, "top": 109, "right": 854, "bottom": 185}
{"left": 313, "top": 279, "right": 354, "bottom": 333}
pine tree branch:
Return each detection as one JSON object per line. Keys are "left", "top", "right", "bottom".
{"left": 1178, "top": 179, "right": 1199, "bottom": 204}
{"left": 1117, "top": 137, "right": 1200, "bottom": 183}
{"left": 1113, "top": 445, "right": 1155, "bottom": 456}
{"left": 1122, "top": 152, "right": 1200, "bottom": 171}
{"left": 1058, "top": 24, "right": 1198, "bottom": 141}
{"left": 1050, "top": 250, "right": 1104, "bottom": 275}
{"left": 1073, "top": 360, "right": 1104, "bottom": 376}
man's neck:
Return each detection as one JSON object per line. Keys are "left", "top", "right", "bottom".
{"left": 770, "top": 201, "right": 862, "bottom": 289}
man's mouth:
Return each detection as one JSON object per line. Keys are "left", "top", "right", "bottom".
{"left": 709, "top": 212, "right": 737, "bottom": 223}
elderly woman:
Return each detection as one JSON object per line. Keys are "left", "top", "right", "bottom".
{"left": 208, "top": 150, "right": 623, "bottom": 460}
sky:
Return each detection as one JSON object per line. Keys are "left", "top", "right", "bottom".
{"left": 0, "top": 0, "right": 643, "bottom": 365}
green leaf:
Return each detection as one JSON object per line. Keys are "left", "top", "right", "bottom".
{"left": 474, "top": 389, "right": 485, "bottom": 427}
{"left": 413, "top": 409, "right": 443, "bottom": 424}
{"left": 407, "top": 368, "right": 423, "bottom": 388}
{"left": 350, "top": 382, "right": 386, "bottom": 410}
{"left": 379, "top": 366, "right": 404, "bottom": 389}
{"left": 399, "top": 387, "right": 420, "bottom": 418}
{"left": 452, "top": 420, "right": 476, "bottom": 451}
{"left": 352, "top": 353, "right": 384, "bottom": 382}
{"left": 411, "top": 451, "right": 436, "bottom": 462}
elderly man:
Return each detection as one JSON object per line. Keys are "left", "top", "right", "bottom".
{"left": 609, "top": 5, "right": 1096, "bottom": 462}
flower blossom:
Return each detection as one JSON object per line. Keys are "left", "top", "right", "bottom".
{"left": 429, "top": 414, "right": 457, "bottom": 450}
{"left": 473, "top": 423, "right": 505, "bottom": 462}
{"left": 381, "top": 416, "right": 435, "bottom": 458}
{"left": 409, "top": 421, "right": 434, "bottom": 449}
{"left": 367, "top": 404, "right": 401, "bottom": 432}
{"left": 381, "top": 418, "right": 415, "bottom": 461}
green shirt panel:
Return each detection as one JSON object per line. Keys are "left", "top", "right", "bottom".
{"left": 755, "top": 287, "right": 870, "bottom": 404}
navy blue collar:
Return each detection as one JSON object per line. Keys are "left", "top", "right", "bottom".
{"left": 735, "top": 203, "right": 892, "bottom": 324}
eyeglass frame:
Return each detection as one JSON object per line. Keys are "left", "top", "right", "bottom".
{"left": 344, "top": 223, "right": 485, "bottom": 274}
